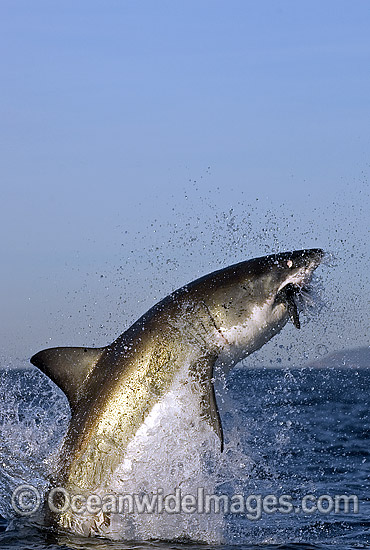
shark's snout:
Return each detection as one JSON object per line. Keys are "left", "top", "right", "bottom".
{"left": 275, "top": 248, "right": 324, "bottom": 272}
{"left": 293, "top": 248, "right": 324, "bottom": 269}
{"left": 275, "top": 248, "right": 324, "bottom": 329}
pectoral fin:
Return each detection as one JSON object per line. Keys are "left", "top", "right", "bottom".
{"left": 201, "top": 380, "right": 224, "bottom": 451}
{"left": 191, "top": 355, "right": 224, "bottom": 451}
{"left": 30, "top": 346, "right": 105, "bottom": 410}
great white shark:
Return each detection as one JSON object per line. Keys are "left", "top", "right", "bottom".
{"left": 31, "top": 248, "right": 324, "bottom": 534}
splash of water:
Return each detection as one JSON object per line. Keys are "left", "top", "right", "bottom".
{"left": 0, "top": 364, "right": 255, "bottom": 543}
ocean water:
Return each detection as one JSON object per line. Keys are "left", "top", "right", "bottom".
{"left": 0, "top": 362, "right": 369, "bottom": 549}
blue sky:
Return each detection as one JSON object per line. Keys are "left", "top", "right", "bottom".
{"left": 1, "top": 1, "right": 369, "bottom": 362}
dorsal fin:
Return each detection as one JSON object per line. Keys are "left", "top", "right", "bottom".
{"left": 30, "top": 347, "right": 105, "bottom": 410}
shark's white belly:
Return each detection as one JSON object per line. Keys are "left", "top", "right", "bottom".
{"left": 63, "top": 377, "right": 222, "bottom": 541}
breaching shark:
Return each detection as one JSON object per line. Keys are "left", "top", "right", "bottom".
{"left": 31, "top": 248, "right": 323, "bottom": 534}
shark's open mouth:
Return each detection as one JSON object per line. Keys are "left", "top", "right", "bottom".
{"left": 275, "top": 283, "right": 313, "bottom": 330}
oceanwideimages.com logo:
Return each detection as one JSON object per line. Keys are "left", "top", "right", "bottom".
{"left": 11, "top": 484, "right": 359, "bottom": 520}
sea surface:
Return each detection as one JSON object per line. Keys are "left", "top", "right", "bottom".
{"left": 0, "top": 360, "right": 369, "bottom": 549}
